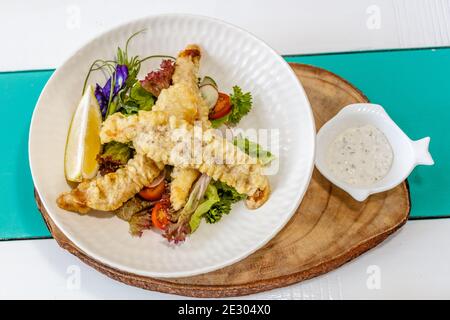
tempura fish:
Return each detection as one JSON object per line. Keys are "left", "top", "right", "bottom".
{"left": 101, "top": 111, "right": 270, "bottom": 206}
{"left": 57, "top": 46, "right": 206, "bottom": 213}
{"left": 57, "top": 154, "right": 163, "bottom": 213}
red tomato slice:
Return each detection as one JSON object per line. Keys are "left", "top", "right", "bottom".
{"left": 139, "top": 180, "right": 165, "bottom": 201}
{"left": 209, "top": 92, "right": 232, "bottom": 120}
{"left": 151, "top": 202, "right": 169, "bottom": 230}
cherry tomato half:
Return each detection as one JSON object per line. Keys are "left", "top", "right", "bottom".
{"left": 139, "top": 180, "right": 165, "bottom": 201}
{"left": 209, "top": 92, "right": 232, "bottom": 120}
{"left": 151, "top": 202, "right": 169, "bottom": 230}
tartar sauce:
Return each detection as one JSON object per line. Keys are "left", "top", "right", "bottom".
{"left": 326, "top": 124, "right": 393, "bottom": 186}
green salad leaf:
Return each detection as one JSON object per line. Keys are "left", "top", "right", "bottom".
{"left": 97, "top": 141, "right": 133, "bottom": 175}
{"left": 189, "top": 180, "right": 246, "bottom": 231}
{"left": 210, "top": 86, "right": 252, "bottom": 128}
{"left": 189, "top": 184, "right": 220, "bottom": 232}
{"left": 204, "top": 181, "right": 245, "bottom": 224}
{"left": 228, "top": 86, "right": 252, "bottom": 125}
{"left": 233, "top": 135, "right": 275, "bottom": 165}
{"left": 214, "top": 180, "right": 246, "bottom": 202}
{"left": 130, "top": 82, "right": 155, "bottom": 110}
{"left": 119, "top": 82, "right": 155, "bottom": 115}
{"left": 210, "top": 115, "right": 229, "bottom": 128}
{"left": 204, "top": 200, "right": 232, "bottom": 224}
{"left": 129, "top": 211, "right": 151, "bottom": 236}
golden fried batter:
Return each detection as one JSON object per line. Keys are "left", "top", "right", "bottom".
{"left": 57, "top": 154, "right": 164, "bottom": 213}
{"left": 102, "top": 112, "right": 269, "bottom": 199}
{"left": 170, "top": 167, "right": 200, "bottom": 211}
{"left": 57, "top": 44, "right": 270, "bottom": 214}
{"left": 99, "top": 45, "right": 210, "bottom": 211}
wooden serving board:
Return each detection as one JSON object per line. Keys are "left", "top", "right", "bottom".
{"left": 35, "top": 63, "right": 410, "bottom": 298}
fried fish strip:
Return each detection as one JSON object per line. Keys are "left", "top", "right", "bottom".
{"left": 102, "top": 112, "right": 269, "bottom": 199}
{"left": 99, "top": 45, "right": 207, "bottom": 210}
{"left": 153, "top": 44, "right": 210, "bottom": 124}
{"left": 155, "top": 45, "right": 206, "bottom": 209}
{"left": 170, "top": 167, "right": 200, "bottom": 211}
{"left": 57, "top": 45, "right": 207, "bottom": 214}
{"left": 57, "top": 154, "right": 164, "bottom": 213}
{"left": 100, "top": 46, "right": 208, "bottom": 142}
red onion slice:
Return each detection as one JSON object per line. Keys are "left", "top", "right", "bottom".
{"left": 147, "top": 169, "right": 166, "bottom": 188}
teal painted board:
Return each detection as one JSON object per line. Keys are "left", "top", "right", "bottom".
{"left": 286, "top": 48, "right": 450, "bottom": 218}
{"left": 0, "top": 48, "right": 448, "bottom": 240}
{"left": 0, "top": 70, "right": 52, "bottom": 239}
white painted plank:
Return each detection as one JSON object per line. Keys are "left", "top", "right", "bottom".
{"left": 1, "top": 0, "right": 449, "bottom": 71}
{"left": 0, "top": 219, "right": 449, "bottom": 299}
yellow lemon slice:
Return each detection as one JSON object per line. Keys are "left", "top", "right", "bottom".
{"left": 64, "top": 85, "right": 102, "bottom": 182}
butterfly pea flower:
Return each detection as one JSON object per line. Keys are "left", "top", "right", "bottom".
{"left": 95, "top": 64, "right": 129, "bottom": 117}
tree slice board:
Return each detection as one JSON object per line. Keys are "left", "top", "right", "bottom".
{"left": 34, "top": 63, "right": 410, "bottom": 298}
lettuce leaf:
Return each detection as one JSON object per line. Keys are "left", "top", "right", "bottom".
{"left": 97, "top": 141, "right": 133, "bottom": 175}
{"left": 204, "top": 181, "right": 245, "bottom": 224}
{"left": 128, "top": 211, "right": 151, "bottom": 236}
{"left": 233, "top": 135, "right": 275, "bottom": 165}
{"left": 119, "top": 82, "right": 154, "bottom": 116}
{"left": 189, "top": 180, "right": 246, "bottom": 230}
{"left": 189, "top": 184, "right": 220, "bottom": 232}
{"left": 140, "top": 59, "right": 175, "bottom": 97}
{"left": 130, "top": 82, "right": 155, "bottom": 111}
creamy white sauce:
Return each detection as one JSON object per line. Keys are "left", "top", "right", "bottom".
{"left": 326, "top": 124, "right": 393, "bottom": 186}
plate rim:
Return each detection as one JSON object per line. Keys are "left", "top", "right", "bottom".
{"left": 28, "top": 13, "right": 316, "bottom": 278}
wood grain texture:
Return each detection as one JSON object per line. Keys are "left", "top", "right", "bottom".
{"left": 35, "top": 63, "right": 410, "bottom": 298}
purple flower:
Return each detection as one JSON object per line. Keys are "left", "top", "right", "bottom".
{"left": 95, "top": 64, "right": 129, "bottom": 117}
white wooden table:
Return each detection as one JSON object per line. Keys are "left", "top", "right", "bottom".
{"left": 1, "top": 0, "right": 449, "bottom": 299}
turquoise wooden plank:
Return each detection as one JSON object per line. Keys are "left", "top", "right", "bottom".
{"left": 1, "top": 48, "right": 448, "bottom": 240}
{"left": 0, "top": 70, "right": 52, "bottom": 239}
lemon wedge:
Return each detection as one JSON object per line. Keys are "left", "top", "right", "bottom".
{"left": 64, "top": 85, "right": 102, "bottom": 182}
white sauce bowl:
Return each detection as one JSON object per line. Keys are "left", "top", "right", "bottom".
{"left": 315, "top": 103, "right": 434, "bottom": 201}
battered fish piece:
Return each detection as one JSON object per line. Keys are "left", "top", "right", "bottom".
{"left": 58, "top": 45, "right": 208, "bottom": 214}
{"left": 100, "top": 45, "right": 209, "bottom": 211}
{"left": 170, "top": 167, "right": 200, "bottom": 211}
{"left": 57, "top": 154, "right": 164, "bottom": 213}
{"left": 100, "top": 46, "right": 209, "bottom": 142}
{"left": 102, "top": 112, "right": 270, "bottom": 201}
{"left": 153, "top": 44, "right": 210, "bottom": 124}
{"left": 165, "top": 45, "right": 205, "bottom": 209}
{"left": 57, "top": 44, "right": 269, "bottom": 215}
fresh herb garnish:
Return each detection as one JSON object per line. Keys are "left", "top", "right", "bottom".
{"left": 204, "top": 181, "right": 245, "bottom": 224}
{"left": 205, "top": 200, "right": 232, "bottom": 224}
{"left": 228, "top": 86, "right": 252, "bottom": 125}
{"left": 82, "top": 30, "right": 175, "bottom": 119}
{"left": 210, "top": 86, "right": 252, "bottom": 128}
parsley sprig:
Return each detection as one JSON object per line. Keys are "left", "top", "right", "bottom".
{"left": 228, "top": 86, "right": 252, "bottom": 124}
{"left": 211, "top": 86, "right": 252, "bottom": 128}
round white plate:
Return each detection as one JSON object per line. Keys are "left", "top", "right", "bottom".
{"left": 29, "top": 14, "right": 315, "bottom": 278}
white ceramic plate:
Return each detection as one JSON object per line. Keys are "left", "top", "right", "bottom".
{"left": 29, "top": 14, "right": 315, "bottom": 278}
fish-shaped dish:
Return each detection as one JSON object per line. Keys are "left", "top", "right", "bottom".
{"left": 29, "top": 15, "right": 315, "bottom": 277}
